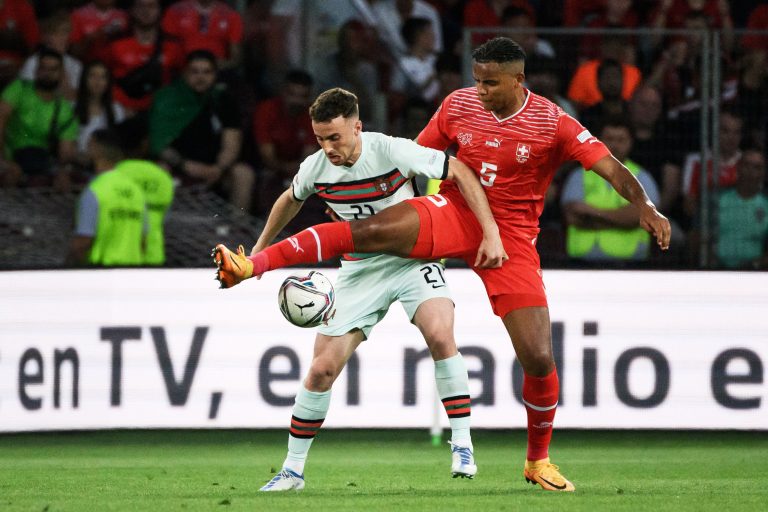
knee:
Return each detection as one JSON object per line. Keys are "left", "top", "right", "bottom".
{"left": 305, "top": 359, "right": 339, "bottom": 392}
{"left": 522, "top": 346, "right": 555, "bottom": 376}
{"left": 423, "top": 329, "right": 457, "bottom": 360}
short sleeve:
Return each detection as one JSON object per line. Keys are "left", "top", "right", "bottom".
{"left": 1, "top": 80, "right": 25, "bottom": 107}
{"left": 387, "top": 136, "right": 448, "bottom": 180}
{"left": 75, "top": 188, "right": 99, "bottom": 236}
{"left": 556, "top": 114, "right": 611, "bottom": 170}
{"left": 227, "top": 11, "right": 243, "bottom": 43}
{"left": 416, "top": 94, "right": 454, "bottom": 151}
{"left": 291, "top": 158, "right": 315, "bottom": 201}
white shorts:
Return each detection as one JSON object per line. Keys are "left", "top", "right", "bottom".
{"left": 317, "top": 254, "right": 453, "bottom": 339}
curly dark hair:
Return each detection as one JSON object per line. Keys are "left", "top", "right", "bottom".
{"left": 310, "top": 88, "right": 359, "bottom": 123}
{"left": 471, "top": 37, "right": 526, "bottom": 65}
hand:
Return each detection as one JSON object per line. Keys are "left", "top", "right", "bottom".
{"left": 325, "top": 207, "right": 342, "bottom": 222}
{"left": 639, "top": 204, "right": 671, "bottom": 251}
{"left": 474, "top": 231, "right": 509, "bottom": 269}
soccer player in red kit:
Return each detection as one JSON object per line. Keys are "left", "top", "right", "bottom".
{"left": 214, "top": 38, "right": 671, "bottom": 492}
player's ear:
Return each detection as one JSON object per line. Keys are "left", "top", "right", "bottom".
{"left": 354, "top": 119, "right": 362, "bottom": 134}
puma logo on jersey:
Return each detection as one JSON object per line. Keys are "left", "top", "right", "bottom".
{"left": 485, "top": 138, "right": 502, "bottom": 148}
{"left": 288, "top": 237, "right": 304, "bottom": 254}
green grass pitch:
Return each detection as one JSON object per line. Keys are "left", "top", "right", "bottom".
{"left": 1, "top": 429, "right": 766, "bottom": 511}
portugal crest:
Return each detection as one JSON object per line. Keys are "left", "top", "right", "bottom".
{"left": 374, "top": 178, "right": 389, "bottom": 193}
{"left": 516, "top": 143, "right": 531, "bottom": 163}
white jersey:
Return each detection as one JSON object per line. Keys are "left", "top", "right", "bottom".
{"left": 292, "top": 131, "right": 448, "bottom": 222}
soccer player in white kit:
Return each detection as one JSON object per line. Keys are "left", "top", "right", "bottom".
{"left": 255, "top": 88, "right": 506, "bottom": 491}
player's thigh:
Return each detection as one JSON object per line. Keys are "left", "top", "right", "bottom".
{"left": 311, "top": 329, "right": 366, "bottom": 373}
{"left": 317, "top": 257, "right": 397, "bottom": 340}
{"left": 350, "top": 201, "right": 421, "bottom": 256}
{"left": 406, "top": 194, "right": 482, "bottom": 260}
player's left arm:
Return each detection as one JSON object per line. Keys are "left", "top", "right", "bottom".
{"left": 446, "top": 157, "right": 508, "bottom": 267}
{"left": 591, "top": 155, "right": 672, "bottom": 250}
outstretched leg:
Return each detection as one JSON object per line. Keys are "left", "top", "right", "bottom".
{"left": 260, "top": 330, "right": 364, "bottom": 492}
{"left": 214, "top": 202, "right": 422, "bottom": 288}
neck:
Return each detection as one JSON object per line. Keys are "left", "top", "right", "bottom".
{"left": 344, "top": 136, "right": 363, "bottom": 166}
{"left": 494, "top": 89, "right": 527, "bottom": 119}
{"left": 736, "top": 184, "right": 758, "bottom": 199}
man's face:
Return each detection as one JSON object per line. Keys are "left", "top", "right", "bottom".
{"left": 35, "top": 56, "right": 63, "bottom": 91}
{"left": 283, "top": 82, "right": 311, "bottom": 115}
{"left": 600, "top": 125, "right": 632, "bottom": 162}
{"left": 472, "top": 61, "right": 524, "bottom": 115}
{"left": 184, "top": 59, "right": 216, "bottom": 93}
{"left": 597, "top": 65, "right": 623, "bottom": 100}
{"left": 132, "top": 0, "right": 160, "bottom": 29}
{"left": 737, "top": 151, "right": 766, "bottom": 193}
{"left": 629, "top": 87, "right": 661, "bottom": 128}
{"left": 312, "top": 115, "right": 362, "bottom": 167}
{"left": 719, "top": 114, "right": 743, "bottom": 156}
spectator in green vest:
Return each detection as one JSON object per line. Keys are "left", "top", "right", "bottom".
{"left": 562, "top": 119, "right": 661, "bottom": 263}
{"left": 67, "top": 128, "right": 146, "bottom": 266}
{"left": 114, "top": 116, "right": 174, "bottom": 265}
{"left": 716, "top": 148, "right": 768, "bottom": 269}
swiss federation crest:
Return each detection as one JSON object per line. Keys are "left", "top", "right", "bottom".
{"left": 458, "top": 132, "right": 473, "bottom": 146}
{"left": 516, "top": 143, "right": 531, "bottom": 163}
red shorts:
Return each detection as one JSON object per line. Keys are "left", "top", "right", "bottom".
{"left": 407, "top": 193, "right": 547, "bottom": 317}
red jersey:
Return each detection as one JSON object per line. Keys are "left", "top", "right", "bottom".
{"left": 252, "top": 97, "right": 315, "bottom": 161}
{"left": 108, "top": 35, "right": 184, "bottom": 111}
{"left": 417, "top": 87, "right": 610, "bottom": 230}
{"left": 70, "top": 4, "right": 129, "bottom": 43}
{"left": 0, "top": 0, "right": 39, "bottom": 65}
{"left": 161, "top": 0, "right": 243, "bottom": 59}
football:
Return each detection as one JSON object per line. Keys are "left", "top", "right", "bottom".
{"left": 278, "top": 271, "right": 336, "bottom": 328}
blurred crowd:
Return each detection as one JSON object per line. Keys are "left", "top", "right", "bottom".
{"left": 0, "top": 0, "right": 766, "bottom": 269}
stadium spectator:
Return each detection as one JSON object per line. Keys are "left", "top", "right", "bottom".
{"left": 0, "top": 48, "right": 78, "bottom": 189}
{"left": 524, "top": 57, "right": 578, "bottom": 119}
{"left": 562, "top": 119, "right": 661, "bottom": 263}
{"left": 434, "top": 52, "right": 462, "bottom": 107}
{"left": 372, "top": 0, "right": 443, "bottom": 57}
{"left": 115, "top": 116, "right": 174, "bottom": 266}
{"left": 67, "top": 128, "right": 146, "bottom": 267}
{"left": 727, "top": 42, "right": 768, "bottom": 151}
{"left": 390, "top": 17, "right": 440, "bottom": 109}
{"left": 0, "top": 0, "right": 39, "bottom": 91}
{"left": 715, "top": 147, "right": 768, "bottom": 269}
{"left": 741, "top": 4, "right": 768, "bottom": 52}
{"left": 500, "top": 5, "right": 556, "bottom": 69}
{"left": 648, "top": 9, "right": 715, "bottom": 112}
{"left": 251, "top": 69, "right": 315, "bottom": 215}
{"left": 107, "top": 0, "right": 184, "bottom": 112}
{"left": 562, "top": 0, "right": 605, "bottom": 27}
{"left": 73, "top": 61, "right": 126, "bottom": 166}
{"left": 19, "top": 12, "right": 82, "bottom": 101}
{"left": 161, "top": 0, "right": 243, "bottom": 70}
{"left": 627, "top": 84, "right": 681, "bottom": 215}
{"left": 150, "top": 50, "right": 254, "bottom": 212}
{"left": 579, "top": 59, "right": 630, "bottom": 134}
{"left": 682, "top": 110, "right": 743, "bottom": 219}
{"left": 651, "top": 0, "right": 733, "bottom": 30}
{"left": 69, "top": 0, "right": 129, "bottom": 62}
{"left": 463, "top": 0, "right": 535, "bottom": 45}
{"left": 314, "top": 20, "right": 382, "bottom": 132}
{"left": 567, "top": 36, "right": 642, "bottom": 110}
{"left": 578, "top": 0, "right": 639, "bottom": 62}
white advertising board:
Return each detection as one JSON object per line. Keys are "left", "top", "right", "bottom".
{"left": 0, "top": 269, "right": 765, "bottom": 432}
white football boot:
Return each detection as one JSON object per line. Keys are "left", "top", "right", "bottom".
{"left": 450, "top": 441, "right": 477, "bottom": 479}
{"left": 259, "top": 468, "right": 306, "bottom": 491}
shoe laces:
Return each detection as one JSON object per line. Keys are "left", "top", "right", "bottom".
{"left": 449, "top": 442, "right": 473, "bottom": 465}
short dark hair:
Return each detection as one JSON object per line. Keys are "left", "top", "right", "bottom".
{"left": 401, "top": 17, "right": 431, "bottom": 48}
{"left": 185, "top": 49, "right": 218, "bottom": 69}
{"left": 309, "top": 88, "right": 359, "bottom": 123}
{"left": 90, "top": 128, "right": 125, "bottom": 162}
{"left": 286, "top": 69, "right": 313, "bottom": 88}
{"left": 472, "top": 37, "right": 526, "bottom": 65}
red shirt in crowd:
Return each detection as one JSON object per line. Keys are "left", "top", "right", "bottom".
{"left": 742, "top": 5, "right": 768, "bottom": 51}
{"left": 161, "top": 0, "right": 243, "bottom": 59}
{"left": 0, "top": 0, "right": 39, "bottom": 65}
{"left": 463, "top": 0, "right": 535, "bottom": 44}
{"left": 252, "top": 97, "right": 315, "bottom": 162}
{"left": 70, "top": 3, "right": 130, "bottom": 62}
{"left": 108, "top": 34, "right": 184, "bottom": 112}
{"left": 418, "top": 87, "right": 610, "bottom": 230}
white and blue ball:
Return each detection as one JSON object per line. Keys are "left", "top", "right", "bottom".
{"left": 278, "top": 271, "right": 335, "bottom": 328}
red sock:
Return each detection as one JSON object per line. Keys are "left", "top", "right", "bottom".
{"left": 248, "top": 222, "right": 354, "bottom": 275}
{"left": 522, "top": 369, "right": 559, "bottom": 461}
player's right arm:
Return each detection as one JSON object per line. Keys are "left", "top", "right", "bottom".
{"left": 250, "top": 187, "right": 304, "bottom": 254}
